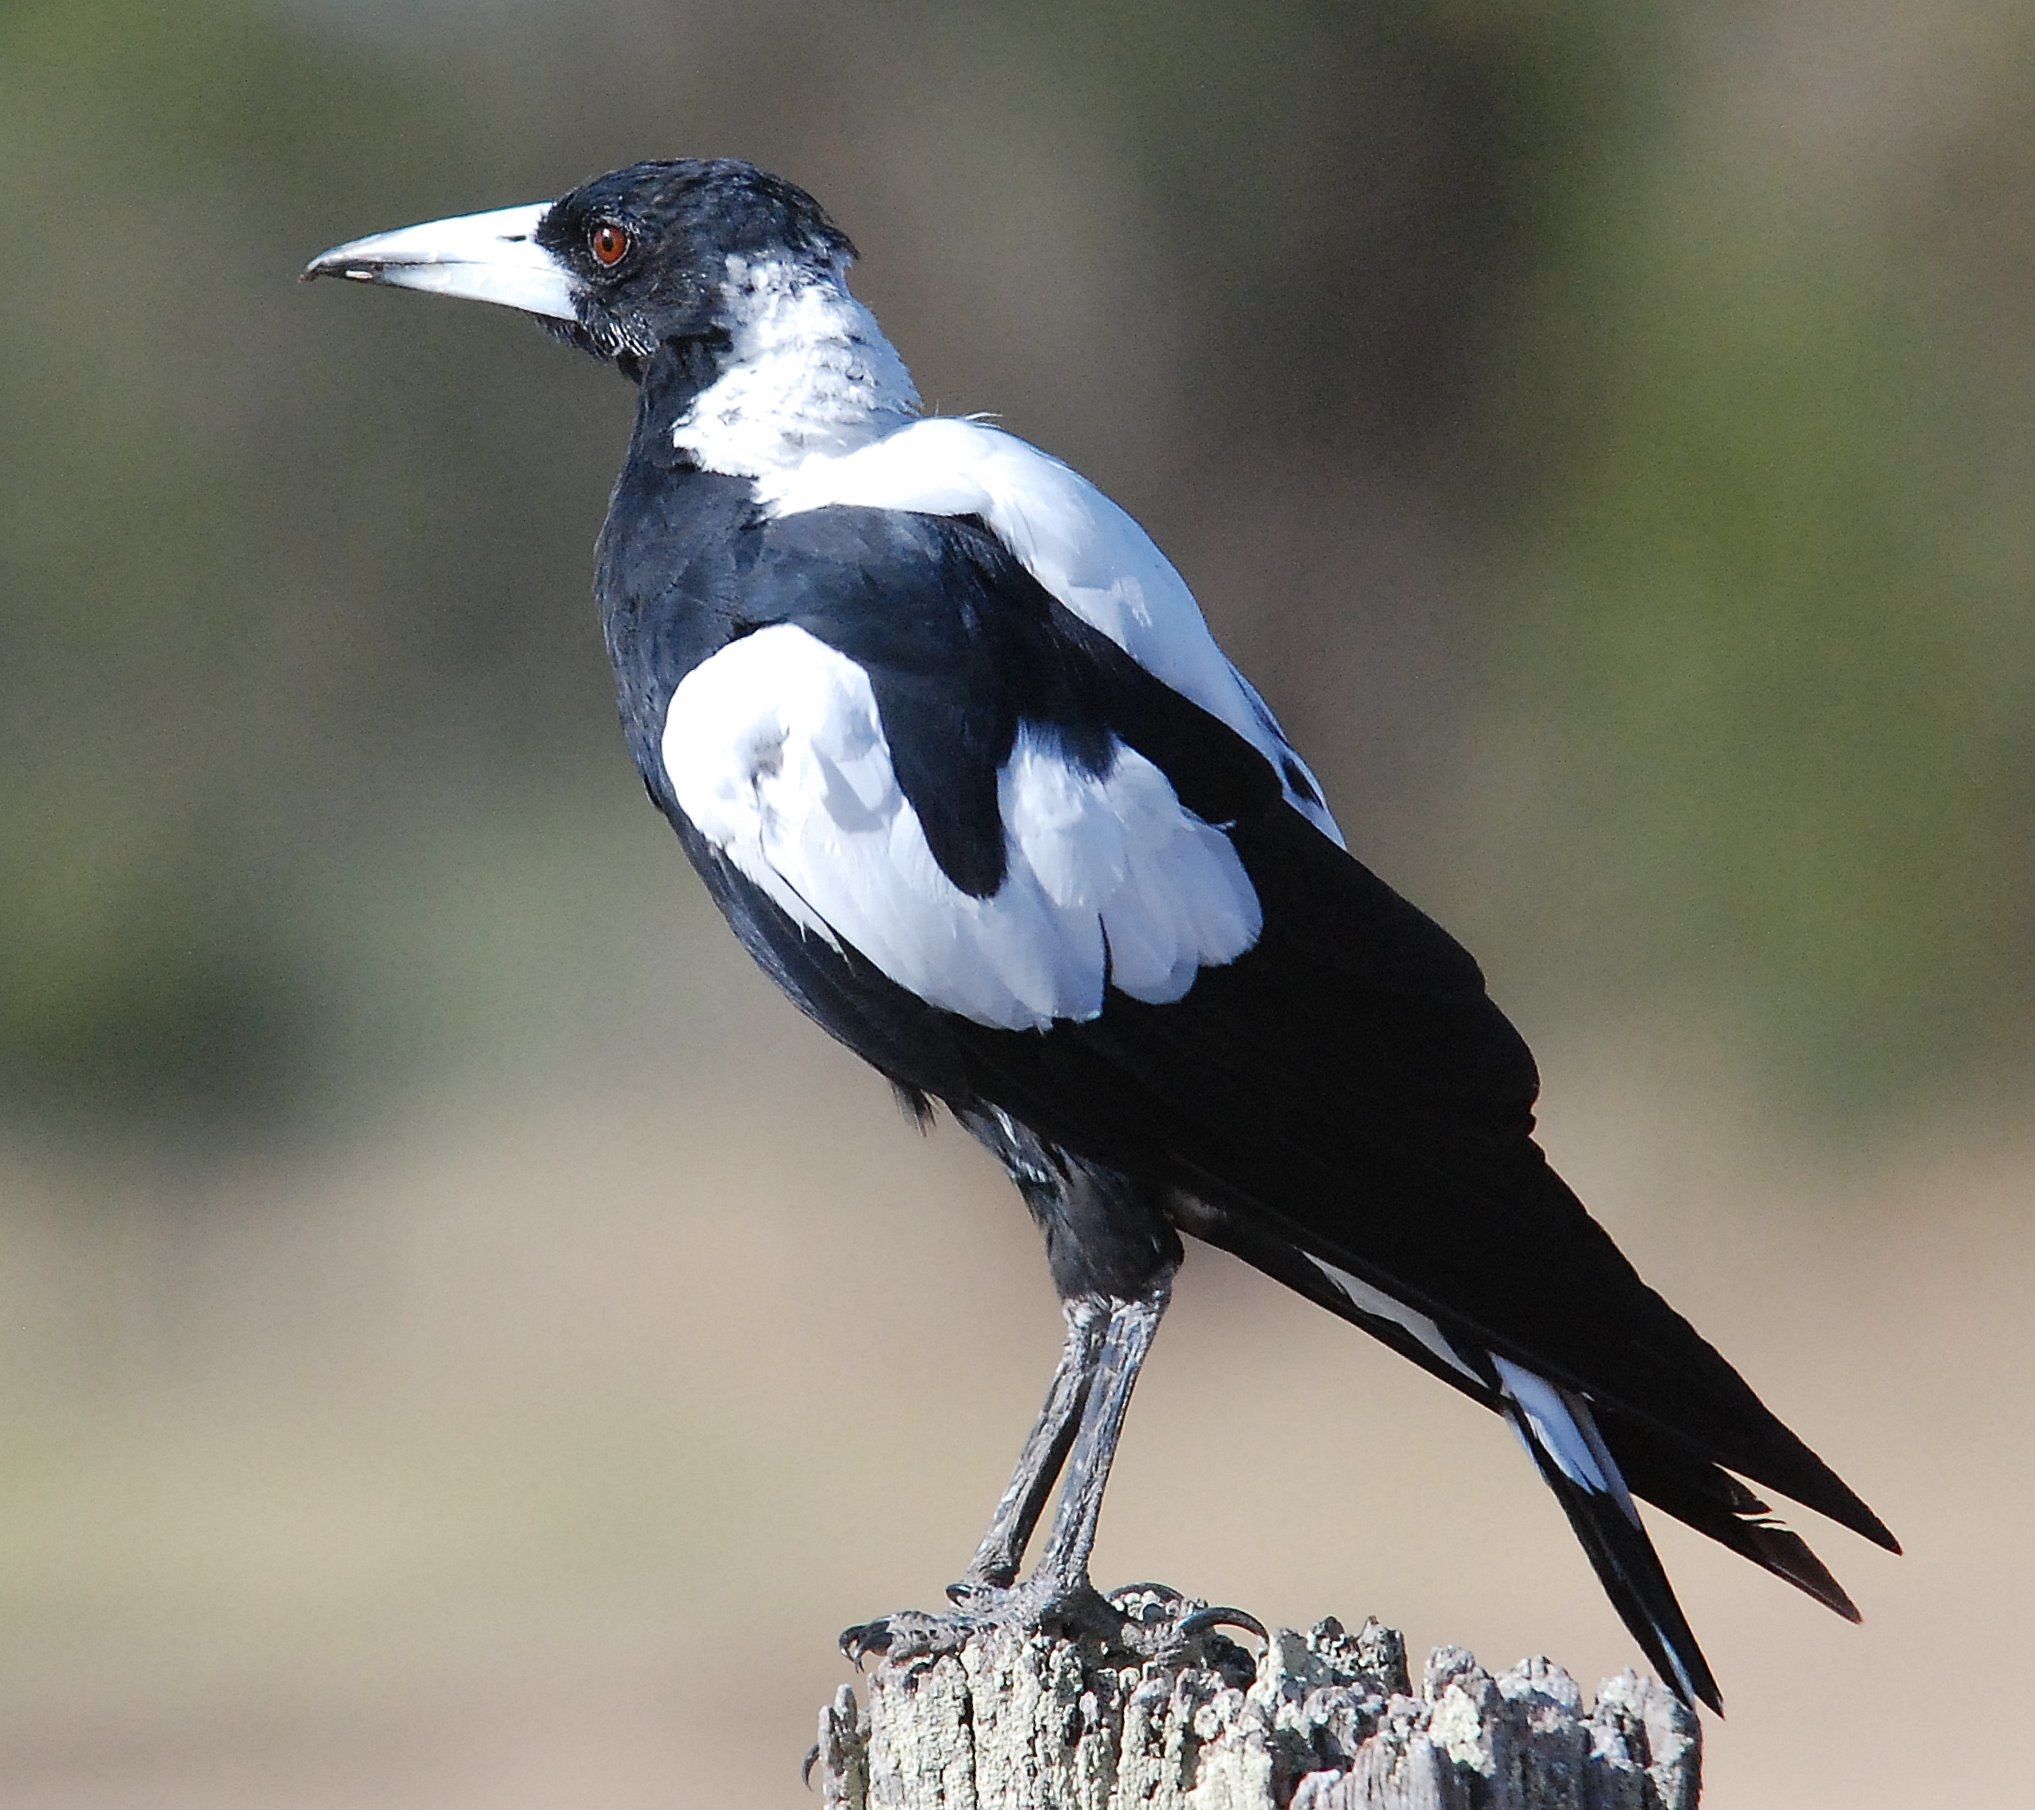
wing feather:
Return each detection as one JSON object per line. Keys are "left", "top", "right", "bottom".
{"left": 756, "top": 417, "right": 1343, "bottom": 841}
{"left": 663, "top": 624, "right": 1259, "bottom": 1032}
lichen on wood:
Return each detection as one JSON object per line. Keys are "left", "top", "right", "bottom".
{"left": 814, "top": 1590, "right": 1698, "bottom": 1810}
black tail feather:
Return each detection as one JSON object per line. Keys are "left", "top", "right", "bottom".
{"left": 1508, "top": 1397, "right": 1724, "bottom": 1714}
{"left": 1603, "top": 1411, "right": 1864, "bottom": 1622}
{"left": 1198, "top": 1209, "right": 1881, "bottom": 1703}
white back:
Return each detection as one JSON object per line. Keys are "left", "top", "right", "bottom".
{"left": 660, "top": 260, "right": 1344, "bottom": 847}
{"left": 756, "top": 418, "right": 1345, "bottom": 846}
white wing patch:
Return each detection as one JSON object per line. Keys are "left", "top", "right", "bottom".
{"left": 663, "top": 625, "right": 1261, "bottom": 1031}
{"left": 753, "top": 418, "right": 1345, "bottom": 845}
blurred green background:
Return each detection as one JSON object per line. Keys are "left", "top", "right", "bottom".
{"left": 2, "top": 3, "right": 2029, "bottom": 1806}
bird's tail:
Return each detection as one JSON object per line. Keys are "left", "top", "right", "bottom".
{"left": 1492, "top": 1357, "right": 1722, "bottom": 1713}
{"left": 1597, "top": 1407, "right": 1865, "bottom": 1625}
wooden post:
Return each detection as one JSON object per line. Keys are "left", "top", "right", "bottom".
{"left": 812, "top": 1588, "right": 1698, "bottom": 1809}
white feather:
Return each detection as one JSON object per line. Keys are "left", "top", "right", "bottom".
{"left": 673, "top": 257, "right": 919, "bottom": 478}
{"left": 1490, "top": 1355, "right": 1642, "bottom": 1529}
{"left": 1493, "top": 1368, "right": 1697, "bottom": 1702}
{"left": 754, "top": 418, "right": 1344, "bottom": 844}
{"left": 663, "top": 626, "right": 1261, "bottom": 1031}
{"left": 1306, "top": 1257, "right": 1481, "bottom": 1382}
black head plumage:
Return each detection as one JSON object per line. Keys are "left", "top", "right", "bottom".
{"left": 533, "top": 160, "right": 855, "bottom": 374}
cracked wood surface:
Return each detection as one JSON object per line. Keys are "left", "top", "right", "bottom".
{"left": 814, "top": 1596, "right": 1698, "bottom": 1810}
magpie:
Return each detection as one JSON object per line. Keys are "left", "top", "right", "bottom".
{"left": 305, "top": 159, "right": 1896, "bottom": 1709}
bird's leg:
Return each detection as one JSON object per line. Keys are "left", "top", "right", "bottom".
{"left": 840, "top": 1276, "right": 1175, "bottom": 1666}
{"left": 1015, "top": 1273, "right": 1267, "bottom": 1661}
{"left": 842, "top": 1136, "right": 1191, "bottom": 1665}
{"left": 947, "top": 1294, "right": 1108, "bottom": 1605}
{"left": 1013, "top": 1271, "right": 1172, "bottom": 1620}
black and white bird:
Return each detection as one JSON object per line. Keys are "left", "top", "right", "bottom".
{"left": 306, "top": 159, "right": 1896, "bottom": 1709}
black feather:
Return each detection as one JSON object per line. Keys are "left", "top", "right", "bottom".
{"left": 1509, "top": 1402, "right": 1724, "bottom": 1714}
{"left": 585, "top": 317, "right": 1895, "bottom": 1707}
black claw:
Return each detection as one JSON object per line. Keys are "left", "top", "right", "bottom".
{"left": 839, "top": 1620, "right": 893, "bottom": 1669}
{"left": 801, "top": 1743, "right": 821, "bottom": 1789}
{"left": 1179, "top": 1604, "right": 1268, "bottom": 1645}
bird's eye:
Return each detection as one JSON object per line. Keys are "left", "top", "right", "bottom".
{"left": 590, "top": 222, "right": 631, "bottom": 268}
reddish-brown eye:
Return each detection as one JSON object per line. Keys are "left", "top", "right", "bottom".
{"left": 590, "top": 222, "right": 630, "bottom": 268}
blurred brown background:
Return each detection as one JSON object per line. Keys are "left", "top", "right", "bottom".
{"left": 3, "top": 2, "right": 2031, "bottom": 1804}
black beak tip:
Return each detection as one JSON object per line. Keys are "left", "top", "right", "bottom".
{"left": 300, "top": 253, "right": 373, "bottom": 286}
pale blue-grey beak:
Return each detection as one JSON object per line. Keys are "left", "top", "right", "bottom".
{"left": 302, "top": 201, "right": 577, "bottom": 321}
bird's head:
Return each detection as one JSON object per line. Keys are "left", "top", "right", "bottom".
{"left": 304, "top": 159, "right": 856, "bottom": 380}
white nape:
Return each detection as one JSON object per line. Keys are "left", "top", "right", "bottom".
{"left": 673, "top": 257, "right": 919, "bottom": 477}
{"left": 662, "top": 624, "right": 1261, "bottom": 1032}
{"left": 756, "top": 417, "right": 1344, "bottom": 845}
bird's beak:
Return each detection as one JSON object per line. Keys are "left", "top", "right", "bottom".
{"left": 301, "top": 202, "right": 578, "bottom": 321}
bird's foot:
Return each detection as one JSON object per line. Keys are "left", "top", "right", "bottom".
{"left": 840, "top": 1577, "right": 1262, "bottom": 1678}
{"left": 1109, "top": 1581, "right": 1266, "bottom": 1672}
{"left": 840, "top": 1572, "right": 1113, "bottom": 1667}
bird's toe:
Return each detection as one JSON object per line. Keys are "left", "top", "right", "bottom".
{"left": 839, "top": 1608, "right": 974, "bottom": 1668}
{"left": 842, "top": 1580, "right": 1260, "bottom": 1676}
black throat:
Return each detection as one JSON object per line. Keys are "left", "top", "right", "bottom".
{"left": 595, "top": 343, "right": 758, "bottom": 808}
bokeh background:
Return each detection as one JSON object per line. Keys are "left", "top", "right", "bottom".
{"left": 3, "top": 2, "right": 2031, "bottom": 1804}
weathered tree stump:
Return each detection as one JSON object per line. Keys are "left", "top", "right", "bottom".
{"left": 814, "top": 1589, "right": 1698, "bottom": 1810}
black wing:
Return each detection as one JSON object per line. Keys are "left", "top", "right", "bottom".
{"left": 629, "top": 501, "right": 1896, "bottom": 1567}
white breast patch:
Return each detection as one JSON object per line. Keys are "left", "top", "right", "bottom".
{"left": 662, "top": 625, "right": 1262, "bottom": 1031}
